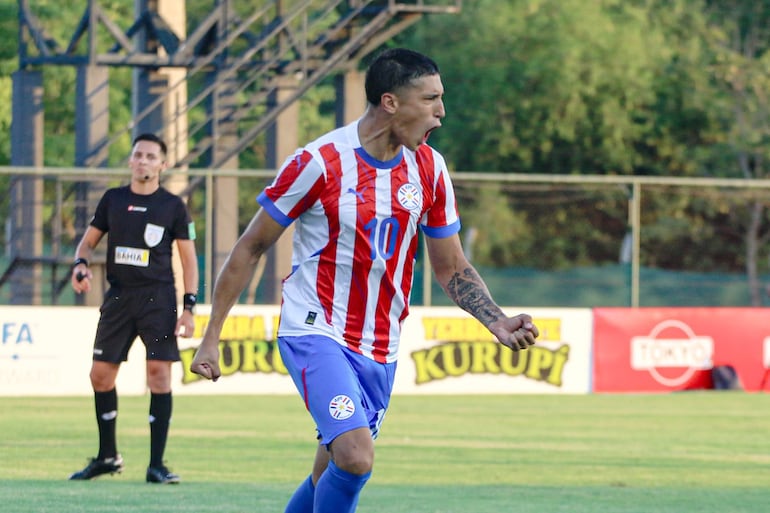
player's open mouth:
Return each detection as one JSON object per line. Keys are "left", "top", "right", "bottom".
{"left": 423, "top": 127, "right": 437, "bottom": 143}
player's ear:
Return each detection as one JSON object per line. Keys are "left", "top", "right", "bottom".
{"left": 381, "top": 92, "right": 398, "bottom": 114}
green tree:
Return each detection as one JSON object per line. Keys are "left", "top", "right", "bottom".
{"left": 702, "top": 0, "right": 770, "bottom": 304}
{"left": 0, "top": 1, "right": 18, "bottom": 165}
{"left": 401, "top": 0, "right": 724, "bottom": 177}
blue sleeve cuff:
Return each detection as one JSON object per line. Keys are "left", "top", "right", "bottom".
{"left": 421, "top": 219, "right": 461, "bottom": 239}
{"left": 257, "top": 191, "right": 293, "bottom": 227}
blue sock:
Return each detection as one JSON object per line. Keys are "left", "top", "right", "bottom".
{"left": 285, "top": 474, "right": 315, "bottom": 513}
{"left": 313, "top": 460, "right": 371, "bottom": 513}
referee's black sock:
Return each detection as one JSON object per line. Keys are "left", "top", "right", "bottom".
{"left": 149, "top": 392, "right": 172, "bottom": 468}
{"left": 94, "top": 388, "right": 118, "bottom": 460}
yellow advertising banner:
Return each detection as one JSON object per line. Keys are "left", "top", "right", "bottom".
{"left": 0, "top": 305, "right": 592, "bottom": 396}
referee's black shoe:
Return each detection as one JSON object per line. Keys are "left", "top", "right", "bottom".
{"left": 69, "top": 454, "right": 124, "bottom": 480}
{"left": 146, "top": 464, "right": 181, "bottom": 484}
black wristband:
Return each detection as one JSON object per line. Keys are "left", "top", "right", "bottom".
{"left": 183, "top": 293, "right": 197, "bottom": 312}
{"left": 72, "top": 257, "right": 89, "bottom": 269}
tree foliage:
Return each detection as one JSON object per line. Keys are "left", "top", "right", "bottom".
{"left": 398, "top": 0, "right": 728, "bottom": 177}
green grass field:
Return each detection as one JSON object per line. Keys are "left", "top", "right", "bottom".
{"left": 1, "top": 393, "right": 768, "bottom": 512}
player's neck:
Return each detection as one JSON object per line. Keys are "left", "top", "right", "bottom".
{"left": 358, "top": 111, "right": 402, "bottom": 162}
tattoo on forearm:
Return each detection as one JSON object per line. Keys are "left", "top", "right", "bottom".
{"left": 446, "top": 268, "right": 502, "bottom": 326}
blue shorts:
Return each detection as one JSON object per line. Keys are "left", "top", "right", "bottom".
{"left": 278, "top": 335, "right": 397, "bottom": 446}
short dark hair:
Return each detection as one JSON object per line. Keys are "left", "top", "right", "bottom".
{"left": 132, "top": 133, "right": 167, "bottom": 157}
{"left": 365, "top": 48, "right": 440, "bottom": 106}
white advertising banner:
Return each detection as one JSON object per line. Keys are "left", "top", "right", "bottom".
{"left": 0, "top": 305, "right": 592, "bottom": 396}
{"left": 0, "top": 306, "right": 149, "bottom": 396}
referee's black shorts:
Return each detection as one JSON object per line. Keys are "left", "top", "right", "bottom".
{"left": 92, "top": 283, "right": 181, "bottom": 363}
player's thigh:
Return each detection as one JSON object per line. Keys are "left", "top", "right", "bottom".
{"left": 279, "top": 335, "right": 395, "bottom": 445}
{"left": 346, "top": 348, "right": 397, "bottom": 440}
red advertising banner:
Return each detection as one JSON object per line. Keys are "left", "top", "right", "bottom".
{"left": 593, "top": 307, "right": 769, "bottom": 392}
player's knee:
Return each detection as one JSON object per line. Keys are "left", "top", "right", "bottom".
{"left": 333, "top": 452, "right": 373, "bottom": 476}
{"left": 329, "top": 429, "right": 374, "bottom": 475}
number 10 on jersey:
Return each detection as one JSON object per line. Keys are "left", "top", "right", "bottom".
{"left": 363, "top": 217, "right": 400, "bottom": 261}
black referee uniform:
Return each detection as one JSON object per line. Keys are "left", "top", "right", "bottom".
{"left": 91, "top": 185, "right": 195, "bottom": 362}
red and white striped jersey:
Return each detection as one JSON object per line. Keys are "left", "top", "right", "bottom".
{"left": 258, "top": 120, "right": 460, "bottom": 363}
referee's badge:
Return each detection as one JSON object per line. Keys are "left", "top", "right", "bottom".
{"left": 144, "top": 223, "right": 164, "bottom": 248}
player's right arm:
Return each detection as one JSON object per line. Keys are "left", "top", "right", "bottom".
{"left": 190, "top": 208, "right": 286, "bottom": 381}
{"left": 71, "top": 226, "right": 105, "bottom": 294}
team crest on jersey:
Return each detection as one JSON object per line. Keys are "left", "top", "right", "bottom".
{"left": 397, "top": 183, "right": 422, "bottom": 211}
{"left": 328, "top": 394, "right": 356, "bottom": 420}
{"left": 144, "top": 223, "right": 164, "bottom": 248}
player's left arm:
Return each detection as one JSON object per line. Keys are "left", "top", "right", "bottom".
{"left": 425, "top": 233, "right": 538, "bottom": 351}
{"left": 175, "top": 238, "right": 198, "bottom": 338}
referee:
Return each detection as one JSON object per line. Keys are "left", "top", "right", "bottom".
{"left": 68, "top": 133, "right": 199, "bottom": 484}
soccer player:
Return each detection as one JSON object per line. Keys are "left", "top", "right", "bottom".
{"left": 69, "top": 133, "right": 199, "bottom": 484}
{"left": 190, "top": 48, "right": 538, "bottom": 511}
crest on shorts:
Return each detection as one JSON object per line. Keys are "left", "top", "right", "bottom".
{"left": 397, "top": 182, "right": 422, "bottom": 211}
{"left": 144, "top": 223, "right": 164, "bottom": 248}
{"left": 328, "top": 394, "right": 355, "bottom": 420}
